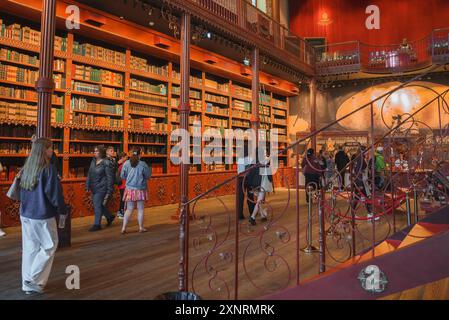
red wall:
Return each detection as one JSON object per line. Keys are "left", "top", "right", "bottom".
{"left": 289, "top": 0, "right": 449, "bottom": 45}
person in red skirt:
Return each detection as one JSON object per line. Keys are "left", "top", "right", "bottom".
{"left": 120, "top": 147, "right": 151, "bottom": 234}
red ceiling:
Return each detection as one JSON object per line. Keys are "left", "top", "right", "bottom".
{"left": 289, "top": 0, "right": 449, "bottom": 45}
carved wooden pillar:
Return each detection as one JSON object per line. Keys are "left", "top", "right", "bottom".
{"left": 178, "top": 12, "right": 191, "bottom": 293}
{"left": 251, "top": 47, "right": 260, "bottom": 145}
{"left": 310, "top": 78, "right": 317, "bottom": 151}
{"left": 36, "top": 0, "right": 57, "bottom": 138}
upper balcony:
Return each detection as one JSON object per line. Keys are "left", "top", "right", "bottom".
{"left": 315, "top": 28, "right": 449, "bottom": 77}
{"left": 166, "top": 0, "right": 316, "bottom": 76}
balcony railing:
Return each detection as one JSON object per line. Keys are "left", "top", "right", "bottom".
{"left": 315, "top": 29, "right": 449, "bottom": 76}
{"left": 187, "top": 0, "right": 315, "bottom": 69}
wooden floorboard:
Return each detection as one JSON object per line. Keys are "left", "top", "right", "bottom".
{"left": 0, "top": 189, "right": 408, "bottom": 300}
{"left": 380, "top": 277, "right": 449, "bottom": 300}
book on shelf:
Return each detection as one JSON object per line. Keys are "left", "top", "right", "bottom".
{"left": 72, "top": 64, "right": 123, "bottom": 87}
{"left": 205, "top": 78, "right": 229, "bottom": 93}
{"left": 129, "top": 133, "right": 166, "bottom": 144}
{"left": 129, "top": 90, "right": 168, "bottom": 105}
{"left": 129, "top": 118, "right": 167, "bottom": 131}
{"left": 69, "top": 167, "right": 88, "bottom": 178}
{"left": 273, "top": 97, "right": 287, "bottom": 109}
{"left": 72, "top": 113, "right": 123, "bottom": 127}
{"left": 130, "top": 78, "right": 166, "bottom": 95}
{"left": 205, "top": 93, "right": 228, "bottom": 104}
{"left": 0, "top": 86, "right": 63, "bottom": 104}
{"left": 0, "top": 142, "right": 61, "bottom": 155}
{"left": 172, "top": 86, "right": 201, "bottom": 99}
{"left": 130, "top": 56, "right": 168, "bottom": 77}
{"left": 233, "top": 99, "right": 251, "bottom": 112}
{"left": 71, "top": 97, "right": 123, "bottom": 115}
{"left": 0, "top": 101, "right": 64, "bottom": 123}
{"left": 0, "top": 48, "right": 38, "bottom": 66}
{"left": 206, "top": 103, "right": 229, "bottom": 116}
{"left": 72, "top": 81, "right": 124, "bottom": 99}
{"left": 0, "top": 18, "right": 67, "bottom": 51}
{"left": 232, "top": 109, "right": 250, "bottom": 120}
{"left": 171, "top": 97, "right": 202, "bottom": 111}
{"left": 149, "top": 163, "right": 164, "bottom": 175}
{"left": 70, "top": 130, "right": 121, "bottom": 141}
{"left": 129, "top": 103, "right": 166, "bottom": 117}
{"left": 233, "top": 84, "right": 251, "bottom": 99}
{"left": 73, "top": 41, "right": 125, "bottom": 65}
{"left": 171, "top": 71, "right": 202, "bottom": 87}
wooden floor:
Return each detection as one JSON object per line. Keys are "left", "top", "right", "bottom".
{"left": 0, "top": 189, "right": 409, "bottom": 300}
{"left": 381, "top": 277, "right": 449, "bottom": 300}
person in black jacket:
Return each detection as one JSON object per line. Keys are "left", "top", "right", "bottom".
{"left": 86, "top": 145, "right": 115, "bottom": 232}
{"left": 335, "top": 145, "right": 350, "bottom": 191}
{"left": 19, "top": 138, "right": 67, "bottom": 294}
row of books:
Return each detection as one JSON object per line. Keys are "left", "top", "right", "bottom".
{"left": 273, "top": 118, "right": 287, "bottom": 126}
{"left": 0, "top": 101, "right": 64, "bottom": 123}
{"left": 149, "top": 163, "right": 164, "bottom": 175}
{"left": 72, "top": 81, "right": 125, "bottom": 99}
{"left": 171, "top": 71, "right": 203, "bottom": 87}
{"left": 205, "top": 93, "right": 228, "bottom": 105}
{"left": 69, "top": 167, "right": 88, "bottom": 178}
{"left": 260, "top": 115, "right": 271, "bottom": 124}
{"left": 232, "top": 109, "right": 251, "bottom": 120}
{"left": 129, "top": 118, "right": 168, "bottom": 131}
{"left": 0, "top": 63, "right": 38, "bottom": 84}
{"left": 233, "top": 99, "right": 251, "bottom": 112}
{"left": 260, "top": 123, "right": 270, "bottom": 130}
{"left": 70, "top": 130, "right": 122, "bottom": 141}
{"left": 72, "top": 64, "right": 123, "bottom": 87}
{"left": 276, "top": 128, "right": 287, "bottom": 135}
{"left": 139, "top": 146, "right": 167, "bottom": 155}
{"left": 0, "top": 142, "right": 61, "bottom": 154}
{"left": 273, "top": 98, "right": 287, "bottom": 109}
{"left": 0, "top": 19, "right": 67, "bottom": 51}
{"left": 260, "top": 93, "right": 271, "bottom": 104}
{"left": 232, "top": 119, "right": 250, "bottom": 128}
{"left": 206, "top": 103, "right": 229, "bottom": 116}
{"left": 129, "top": 103, "right": 166, "bottom": 117}
{"left": 233, "top": 84, "right": 251, "bottom": 99}
{"left": 0, "top": 125, "right": 35, "bottom": 138}
{"left": 172, "top": 86, "right": 201, "bottom": 99}
{"left": 71, "top": 97, "right": 123, "bottom": 115}
{"left": 53, "top": 74, "right": 65, "bottom": 89}
{"left": 69, "top": 144, "right": 101, "bottom": 154}
{"left": 0, "top": 48, "right": 38, "bottom": 66}
{"left": 0, "top": 86, "right": 63, "bottom": 104}
{"left": 273, "top": 109, "right": 287, "bottom": 117}
{"left": 129, "top": 90, "right": 168, "bottom": 105}
{"left": 130, "top": 79, "right": 166, "bottom": 95}
{"left": 128, "top": 133, "right": 166, "bottom": 144}
{"left": 171, "top": 97, "right": 202, "bottom": 111}
{"left": 205, "top": 117, "right": 228, "bottom": 128}
{"left": 72, "top": 113, "right": 124, "bottom": 127}
{"left": 205, "top": 78, "right": 229, "bottom": 93}
{"left": 259, "top": 105, "right": 270, "bottom": 116}
{"left": 130, "top": 56, "right": 168, "bottom": 77}
{"left": 73, "top": 41, "right": 125, "bottom": 65}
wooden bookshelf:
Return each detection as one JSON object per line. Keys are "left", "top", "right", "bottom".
{"left": 0, "top": 9, "right": 293, "bottom": 187}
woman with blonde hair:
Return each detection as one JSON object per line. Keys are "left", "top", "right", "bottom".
{"left": 19, "top": 138, "right": 67, "bottom": 294}
{"left": 120, "top": 147, "right": 151, "bottom": 234}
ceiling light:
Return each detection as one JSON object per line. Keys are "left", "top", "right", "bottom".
{"left": 243, "top": 57, "right": 250, "bottom": 66}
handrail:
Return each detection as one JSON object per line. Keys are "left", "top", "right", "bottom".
{"left": 184, "top": 62, "right": 446, "bottom": 206}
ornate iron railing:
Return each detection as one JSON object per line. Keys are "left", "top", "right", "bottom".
{"left": 316, "top": 29, "right": 449, "bottom": 76}
{"left": 178, "top": 61, "right": 449, "bottom": 299}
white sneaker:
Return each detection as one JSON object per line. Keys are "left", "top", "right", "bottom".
{"left": 23, "top": 281, "right": 44, "bottom": 294}
{"left": 0, "top": 228, "right": 5, "bottom": 237}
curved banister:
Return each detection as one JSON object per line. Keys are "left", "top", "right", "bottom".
{"left": 184, "top": 62, "right": 446, "bottom": 206}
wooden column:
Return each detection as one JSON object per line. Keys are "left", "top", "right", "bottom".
{"left": 251, "top": 47, "right": 260, "bottom": 145}
{"left": 310, "top": 78, "right": 317, "bottom": 151}
{"left": 36, "top": 0, "right": 57, "bottom": 138}
{"left": 178, "top": 12, "right": 191, "bottom": 293}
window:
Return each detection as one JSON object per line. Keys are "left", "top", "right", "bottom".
{"left": 251, "top": 0, "right": 268, "bottom": 15}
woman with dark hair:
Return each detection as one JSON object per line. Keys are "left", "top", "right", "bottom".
{"left": 301, "top": 148, "right": 322, "bottom": 203}
{"left": 120, "top": 147, "right": 151, "bottom": 234}
{"left": 86, "top": 145, "right": 115, "bottom": 232}
{"left": 19, "top": 138, "right": 67, "bottom": 294}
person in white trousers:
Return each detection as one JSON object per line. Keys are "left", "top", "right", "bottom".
{"left": 19, "top": 138, "right": 67, "bottom": 294}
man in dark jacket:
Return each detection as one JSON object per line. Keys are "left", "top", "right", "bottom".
{"left": 351, "top": 146, "right": 373, "bottom": 216}
{"left": 335, "top": 145, "right": 350, "bottom": 190}
{"left": 301, "top": 148, "right": 322, "bottom": 203}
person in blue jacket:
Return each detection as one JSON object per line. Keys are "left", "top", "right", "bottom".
{"left": 120, "top": 147, "right": 151, "bottom": 234}
{"left": 19, "top": 138, "right": 67, "bottom": 294}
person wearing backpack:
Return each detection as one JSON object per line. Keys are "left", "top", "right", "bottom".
{"left": 120, "top": 147, "right": 151, "bottom": 234}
